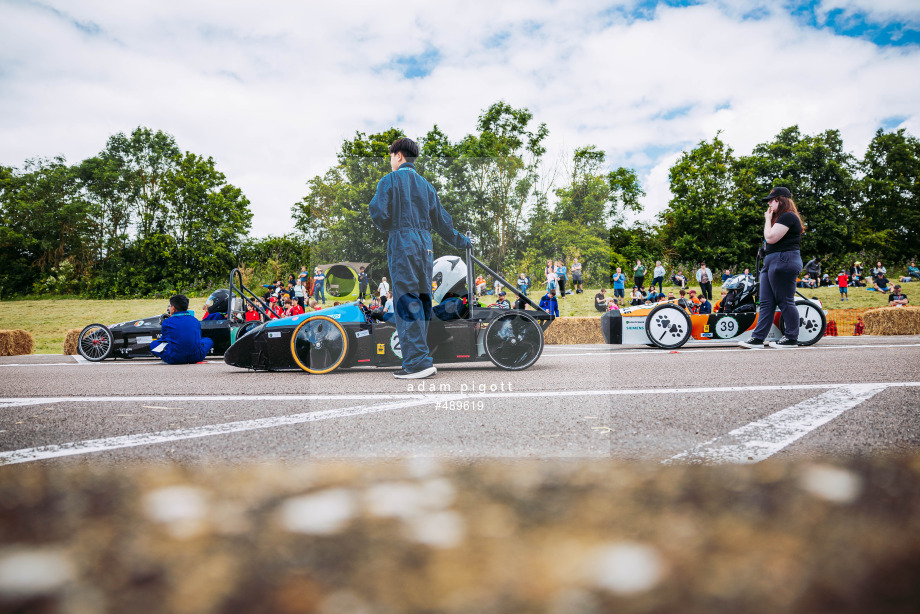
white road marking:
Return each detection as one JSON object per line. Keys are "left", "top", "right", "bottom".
{"left": 664, "top": 384, "right": 890, "bottom": 465}
{"left": 72, "top": 354, "right": 89, "bottom": 364}
{"left": 546, "top": 342, "right": 920, "bottom": 357}
{"left": 3, "top": 382, "right": 920, "bottom": 409}
{"left": 0, "top": 397, "right": 445, "bottom": 466}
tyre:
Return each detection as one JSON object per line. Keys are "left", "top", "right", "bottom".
{"left": 780, "top": 300, "right": 826, "bottom": 346}
{"left": 78, "top": 323, "right": 113, "bottom": 362}
{"left": 484, "top": 312, "right": 544, "bottom": 370}
{"left": 645, "top": 303, "right": 692, "bottom": 349}
{"left": 290, "top": 316, "right": 348, "bottom": 374}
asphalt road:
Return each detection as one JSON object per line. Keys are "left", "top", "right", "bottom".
{"left": 2, "top": 336, "right": 919, "bottom": 465}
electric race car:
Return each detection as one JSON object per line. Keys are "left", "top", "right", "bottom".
{"left": 223, "top": 238, "right": 554, "bottom": 373}
{"left": 601, "top": 269, "right": 827, "bottom": 349}
{"left": 75, "top": 271, "right": 283, "bottom": 362}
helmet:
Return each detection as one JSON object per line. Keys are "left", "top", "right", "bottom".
{"left": 204, "top": 289, "right": 230, "bottom": 314}
{"left": 432, "top": 256, "right": 467, "bottom": 303}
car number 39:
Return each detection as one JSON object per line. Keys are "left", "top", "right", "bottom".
{"left": 717, "top": 318, "right": 738, "bottom": 337}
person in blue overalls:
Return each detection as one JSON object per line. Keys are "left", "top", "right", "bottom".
{"left": 149, "top": 294, "right": 214, "bottom": 365}
{"left": 370, "top": 137, "right": 471, "bottom": 379}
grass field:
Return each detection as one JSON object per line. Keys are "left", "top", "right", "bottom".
{"left": 0, "top": 283, "right": 904, "bottom": 353}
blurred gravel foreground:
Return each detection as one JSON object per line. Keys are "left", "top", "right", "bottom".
{"left": 2, "top": 458, "right": 919, "bottom": 614}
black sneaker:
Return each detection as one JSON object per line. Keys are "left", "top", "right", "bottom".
{"left": 393, "top": 366, "right": 437, "bottom": 379}
{"left": 738, "top": 338, "right": 765, "bottom": 349}
{"left": 769, "top": 337, "right": 799, "bottom": 348}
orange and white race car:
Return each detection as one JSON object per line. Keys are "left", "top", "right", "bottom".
{"left": 600, "top": 274, "right": 826, "bottom": 349}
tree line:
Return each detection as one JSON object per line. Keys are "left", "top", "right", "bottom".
{"left": 1, "top": 103, "right": 917, "bottom": 299}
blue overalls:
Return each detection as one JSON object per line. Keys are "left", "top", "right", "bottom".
{"left": 370, "top": 162, "right": 470, "bottom": 372}
{"left": 149, "top": 311, "right": 214, "bottom": 365}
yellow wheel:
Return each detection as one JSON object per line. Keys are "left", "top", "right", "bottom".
{"left": 290, "top": 316, "right": 348, "bottom": 374}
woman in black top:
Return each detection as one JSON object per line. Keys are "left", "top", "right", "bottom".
{"left": 739, "top": 186, "right": 804, "bottom": 349}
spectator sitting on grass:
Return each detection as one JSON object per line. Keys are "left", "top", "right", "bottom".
{"left": 873, "top": 271, "right": 892, "bottom": 293}
{"left": 673, "top": 271, "right": 687, "bottom": 288}
{"left": 889, "top": 285, "right": 909, "bottom": 307}
{"left": 908, "top": 261, "right": 920, "bottom": 281}
{"left": 539, "top": 288, "right": 559, "bottom": 317}
{"left": 721, "top": 269, "right": 731, "bottom": 283}
{"left": 630, "top": 286, "right": 643, "bottom": 306}
{"left": 595, "top": 288, "right": 607, "bottom": 311}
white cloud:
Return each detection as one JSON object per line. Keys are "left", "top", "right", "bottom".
{"left": 1, "top": 1, "right": 918, "bottom": 236}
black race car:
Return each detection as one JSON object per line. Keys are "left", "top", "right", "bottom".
{"left": 76, "top": 271, "right": 278, "bottom": 362}
{"left": 224, "top": 239, "right": 555, "bottom": 373}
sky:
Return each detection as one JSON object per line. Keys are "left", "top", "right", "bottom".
{"left": 1, "top": 0, "right": 919, "bottom": 236}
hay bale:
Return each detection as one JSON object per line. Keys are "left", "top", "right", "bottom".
{"left": 63, "top": 328, "right": 82, "bottom": 355}
{"left": 863, "top": 306, "right": 920, "bottom": 336}
{"left": 0, "top": 329, "right": 34, "bottom": 356}
{"left": 543, "top": 316, "right": 604, "bottom": 344}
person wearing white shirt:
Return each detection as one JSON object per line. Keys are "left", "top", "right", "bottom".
{"left": 696, "top": 262, "right": 713, "bottom": 301}
{"left": 378, "top": 277, "right": 390, "bottom": 307}
{"left": 652, "top": 261, "right": 666, "bottom": 294}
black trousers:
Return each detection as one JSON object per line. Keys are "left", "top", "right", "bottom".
{"left": 699, "top": 282, "right": 712, "bottom": 300}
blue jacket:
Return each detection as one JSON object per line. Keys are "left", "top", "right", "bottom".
{"left": 539, "top": 293, "right": 559, "bottom": 317}
{"left": 369, "top": 163, "right": 470, "bottom": 251}
{"left": 151, "top": 311, "right": 213, "bottom": 364}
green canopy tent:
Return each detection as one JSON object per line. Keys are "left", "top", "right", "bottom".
{"left": 316, "top": 262, "right": 370, "bottom": 302}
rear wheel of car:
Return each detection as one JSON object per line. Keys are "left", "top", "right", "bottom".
{"left": 78, "top": 323, "right": 113, "bottom": 362}
{"left": 780, "top": 300, "right": 826, "bottom": 346}
{"left": 645, "top": 303, "right": 692, "bottom": 349}
{"left": 290, "top": 316, "right": 348, "bottom": 374}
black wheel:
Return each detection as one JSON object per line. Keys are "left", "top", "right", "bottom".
{"left": 290, "top": 316, "right": 348, "bottom": 374}
{"left": 780, "top": 300, "right": 826, "bottom": 346}
{"left": 484, "top": 312, "right": 544, "bottom": 370}
{"left": 645, "top": 303, "right": 692, "bottom": 349}
{"left": 78, "top": 323, "right": 113, "bottom": 361}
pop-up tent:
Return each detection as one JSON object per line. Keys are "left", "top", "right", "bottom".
{"left": 316, "top": 262, "right": 370, "bottom": 301}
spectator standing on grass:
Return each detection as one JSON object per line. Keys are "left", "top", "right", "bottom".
{"left": 739, "top": 186, "right": 804, "bottom": 350}
{"left": 696, "top": 262, "right": 713, "bottom": 300}
{"left": 908, "top": 261, "right": 920, "bottom": 281}
{"left": 358, "top": 267, "right": 369, "bottom": 300}
{"left": 298, "top": 266, "right": 308, "bottom": 285}
{"left": 837, "top": 270, "right": 849, "bottom": 301}
{"left": 889, "top": 285, "right": 909, "bottom": 307}
{"left": 571, "top": 259, "right": 583, "bottom": 294}
{"left": 555, "top": 260, "right": 568, "bottom": 298}
{"left": 653, "top": 261, "right": 665, "bottom": 294}
{"left": 633, "top": 259, "right": 646, "bottom": 291}
{"left": 313, "top": 268, "right": 326, "bottom": 304}
{"left": 294, "top": 279, "right": 305, "bottom": 308}
{"left": 612, "top": 267, "right": 626, "bottom": 300}
{"left": 539, "top": 288, "right": 559, "bottom": 317}
{"left": 378, "top": 277, "right": 390, "bottom": 307}
{"left": 545, "top": 263, "right": 557, "bottom": 293}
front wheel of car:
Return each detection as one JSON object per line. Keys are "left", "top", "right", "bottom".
{"left": 645, "top": 303, "right": 692, "bottom": 349}
{"left": 77, "top": 323, "right": 113, "bottom": 362}
{"left": 290, "top": 316, "right": 349, "bottom": 374}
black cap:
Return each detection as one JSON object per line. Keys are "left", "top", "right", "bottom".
{"left": 895, "top": 284, "right": 901, "bottom": 289}
{"left": 762, "top": 186, "right": 792, "bottom": 201}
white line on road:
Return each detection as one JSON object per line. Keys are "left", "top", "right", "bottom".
{"left": 2, "top": 382, "right": 918, "bottom": 465}
{"left": 664, "top": 384, "right": 890, "bottom": 465}
{"left": 545, "top": 342, "right": 920, "bottom": 358}
{"left": 0, "top": 396, "right": 447, "bottom": 466}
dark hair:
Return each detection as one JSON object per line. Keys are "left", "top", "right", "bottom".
{"left": 169, "top": 294, "right": 189, "bottom": 312}
{"left": 771, "top": 195, "right": 805, "bottom": 229}
{"left": 389, "top": 137, "right": 419, "bottom": 162}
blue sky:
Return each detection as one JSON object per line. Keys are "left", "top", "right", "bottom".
{"left": 1, "top": 0, "right": 918, "bottom": 234}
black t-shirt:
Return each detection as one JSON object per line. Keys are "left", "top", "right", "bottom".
{"left": 889, "top": 293, "right": 907, "bottom": 303}
{"left": 595, "top": 293, "right": 606, "bottom": 305}
{"left": 765, "top": 211, "right": 802, "bottom": 254}
{"left": 876, "top": 276, "right": 890, "bottom": 287}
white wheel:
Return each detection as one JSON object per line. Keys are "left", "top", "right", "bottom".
{"left": 780, "top": 300, "right": 826, "bottom": 346}
{"left": 645, "top": 303, "right": 692, "bottom": 349}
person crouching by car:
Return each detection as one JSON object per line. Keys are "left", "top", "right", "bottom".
{"left": 149, "top": 294, "right": 214, "bottom": 365}
{"left": 540, "top": 288, "right": 559, "bottom": 317}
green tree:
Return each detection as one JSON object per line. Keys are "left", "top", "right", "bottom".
{"left": 859, "top": 128, "right": 920, "bottom": 261}
{"left": 659, "top": 134, "right": 747, "bottom": 266}
{"left": 734, "top": 126, "right": 860, "bottom": 260}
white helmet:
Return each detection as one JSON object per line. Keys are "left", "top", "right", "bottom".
{"left": 432, "top": 256, "right": 467, "bottom": 303}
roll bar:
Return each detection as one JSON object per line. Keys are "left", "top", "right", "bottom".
{"left": 463, "top": 231, "right": 550, "bottom": 320}
{"left": 228, "top": 268, "right": 280, "bottom": 321}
